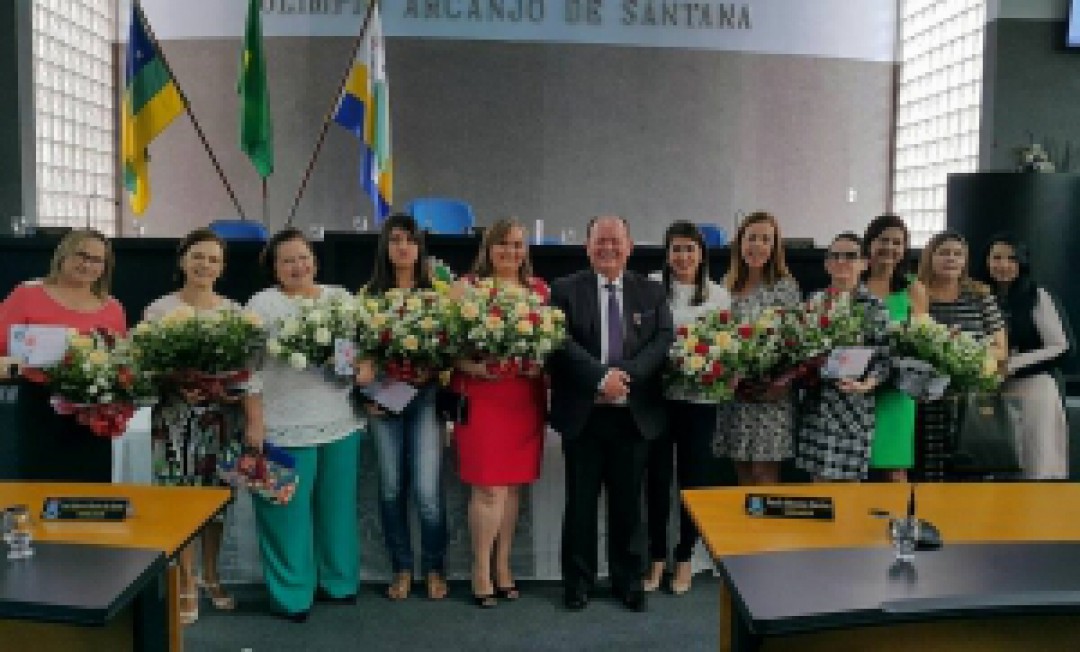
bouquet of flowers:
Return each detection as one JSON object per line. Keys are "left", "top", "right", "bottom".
{"left": 666, "top": 312, "right": 741, "bottom": 402}
{"left": 23, "top": 331, "right": 155, "bottom": 437}
{"left": 130, "top": 305, "right": 265, "bottom": 393}
{"left": 266, "top": 293, "right": 360, "bottom": 372}
{"left": 366, "top": 288, "right": 461, "bottom": 382}
{"left": 455, "top": 279, "right": 567, "bottom": 377}
{"left": 769, "top": 290, "right": 869, "bottom": 389}
{"left": 217, "top": 442, "right": 298, "bottom": 505}
{"left": 889, "top": 314, "right": 1000, "bottom": 399}
{"left": 723, "top": 309, "right": 788, "bottom": 400}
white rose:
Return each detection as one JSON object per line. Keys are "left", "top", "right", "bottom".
{"left": 280, "top": 319, "right": 299, "bottom": 337}
{"left": 87, "top": 384, "right": 99, "bottom": 395}
{"left": 100, "top": 393, "right": 113, "bottom": 404}
{"left": 289, "top": 352, "right": 308, "bottom": 370}
{"left": 307, "top": 309, "right": 325, "bottom": 325}
{"left": 314, "top": 327, "right": 332, "bottom": 346}
{"left": 266, "top": 339, "right": 283, "bottom": 356}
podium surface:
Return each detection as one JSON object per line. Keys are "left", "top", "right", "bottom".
{"left": 683, "top": 483, "right": 1080, "bottom": 651}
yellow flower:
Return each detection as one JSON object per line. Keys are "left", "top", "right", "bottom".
{"left": 405, "top": 297, "right": 422, "bottom": 312}
{"left": 419, "top": 317, "right": 437, "bottom": 332}
{"left": 485, "top": 315, "right": 504, "bottom": 330}
{"left": 682, "top": 335, "right": 699, "bottom": 351}
{"left": 516, "top": 320, "right": 534, "bottom": 335}
{"left": 365, "top": 299, "right": 381, "bottom": 313}
{"left": 167, "top": 305, "right": 196, "bottom": 322}
{"left": 514, "top": 302, "right": 530, "bottom": 318}
{"left": 371, "top": 314, "right": 388, "bottom": 329}
{"left": 911, "top": 313, "right": 935, "bottom": 327}
{"left": 539, "top": 321, "right": 555, "bottom": 334}
{"left": 403, "top": 335, "right": 420, "bottom": 351}
{"left": 69, "top": 335, "right": 95, "bottom": 350}
{"left": 432, "top": 279, "right": 450, "bottom": 294}
{"left": 460, "top": 302, "right": 480, "bottom": 320}
{"left": 686, "top": 355, "right": 706, "bottom": 372}
{"left": 86, "top": 349, "right": 109, "bottom": 365}
{"left": 241, "top": 311, "right": 263, "bottom": 327}
{"left": 133, "top": 322, "right": 152, "bottom": 335}
{"left": 982, "top": 356, "right": 999, "bottom": 377}
{"left": 713, "top": 331, "right": 733, "bottom": 349}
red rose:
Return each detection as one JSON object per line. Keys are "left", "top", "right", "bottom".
{"left": 490, "top": 287, "right": 499, "bottom": 299}
{"left": 738, "top": 325, "right": 753, "bottom": 339}
{"left": 491, "top": 306, "right": 503, "bottom": 318}
{"left": 694, "top": 343, "right": 709, "bottom": 355}
{"left": 528, "top": 312, "right": 541, "bottom": 325}
{"left": 711, "top": 361, "right": 724, "bottom": 375}
{"left": 701, "top": 373, "right": 715, "bottom": 385}
{"left": 117, "top": 366, "right": 134, "bottom": 389}
{"left": 819, "top": 315, "right": 831, "bottom": 328}
{"left": 716, "top": 311, "right": 732, "bottom": 325}
{"left": 677, "top": 325, "right": 690, "bottom": 338}
{"left": 380, "top": 330, "right": 392, "bottom": 344}
{"left": 785, "top": 339, "right": 797, "bottom": 347}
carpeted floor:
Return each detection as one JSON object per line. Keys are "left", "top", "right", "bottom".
{"left": 185, "top": 577, "right": 720, "bottom": 652}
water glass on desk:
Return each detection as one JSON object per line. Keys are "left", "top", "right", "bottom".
{"left": 5, "top": 505, "right": 34, "bottom": 560}
{"left": 889, "top": 516, "right": 918, "bottom": 563}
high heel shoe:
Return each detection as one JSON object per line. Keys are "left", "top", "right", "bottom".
{"left": 643, "top": 561, "right": 665, "bottom": 593}
{"left": 179, "top": 591, "right": 199, "bottom": 625}
{"left": 197, "top": 578, "right": 236, "bottom": 610}
{"left": 494, "top": 584, "right": 520, "bottom": 601}
{"left": 671, "top": 562, "right": 693, "bottom": 595}
{"left": 426, "top": 572, "right": 449, "bottom": 600}
{"left": 473, "top": 593, "right": 498, "bottom": 608}
{"left": 386, "top": 571, "right": 412, "bottom": 601}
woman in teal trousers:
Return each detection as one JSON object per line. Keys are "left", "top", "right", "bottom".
{"left": 243, "top": 228, "right": 368, "bottom": 622}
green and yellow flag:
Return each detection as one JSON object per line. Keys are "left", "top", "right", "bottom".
{"left": 121, "top": 2, "right": 183, "bottom": 215}
{"left": 238, "top": 0, "right": 273, "bottom": 178}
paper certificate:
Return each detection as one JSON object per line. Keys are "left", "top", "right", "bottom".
{"left": 9, "top": 325, "right": 70, "bottom": 367}
{"left": 334, "top": 338, "right": 356, "bottom": 376}
{"left": 359, "top": 380, "right": 419, "bottom": 414}
{"left": 820, "top": 346, "right": 874, "bottom": 380}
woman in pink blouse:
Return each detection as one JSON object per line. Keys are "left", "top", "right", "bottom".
{"left": 0, "top": 229, "right": 127, "bottom": 481}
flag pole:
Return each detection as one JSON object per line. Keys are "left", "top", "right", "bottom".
{"left": 285, "top": 0, "right": 378, "bottom": 227}
{"left": 134, "top": 0, "right": 248, "bottom": 221}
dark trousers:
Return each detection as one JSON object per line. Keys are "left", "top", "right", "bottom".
{"left": 561, "top": 406, "right": 649, "bottom": 596}
{"left": 646, "top": 400, "right": 727, "bottom": 562}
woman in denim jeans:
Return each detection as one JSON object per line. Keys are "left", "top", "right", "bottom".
{"left": 363, "top": 213, "right": 448, "bottom": 601}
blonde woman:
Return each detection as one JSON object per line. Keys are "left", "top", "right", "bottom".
{"left": 713, "top": 212, "right": 800, "bottom": 486}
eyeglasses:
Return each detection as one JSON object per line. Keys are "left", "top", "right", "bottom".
{"left": 826, "top": 251, "right": 861, "bottom": 261}
{"left": 72, "top": 251, "right": 106, "bottom": 266}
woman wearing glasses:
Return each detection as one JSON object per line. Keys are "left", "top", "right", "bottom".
{"left": 0, "top": 229, "right": 127, "bottom": 481}
{"left": 795, "top": 233, "right": 891, "bottom": 481}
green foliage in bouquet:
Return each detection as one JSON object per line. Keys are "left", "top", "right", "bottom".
{"left": 455, "top": 278, "right": 567, "bottom": 371}
{"left": 777, "top": 289, "right": 867, "bottom": 366}
{"left": 131, "top": 306, "right": 265, "bottom": 376}
{"left": 666, "top": 310, "right": 742, "bottom": 402}
{"left": 41, "top": 332, "right": 153, "bottom": 405}
{"left": 890, "top": 314, "right": 1000, "bottom": 393}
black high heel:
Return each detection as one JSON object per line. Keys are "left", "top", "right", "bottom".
{"left": 494, "top": 584, "right": 520, "bottom": 601}
{"left": 473, "top": 593, "right": 498, "bottom": 608}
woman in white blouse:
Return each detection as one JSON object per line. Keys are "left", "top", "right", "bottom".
{"left": 979, "top": 234, "right": 1071, "bottom": 479}
{"left": 644, "top": 221, "right": 731, "bottom": 595}
{"left": 242, "top": 228, "right": 367, "bottom": 622}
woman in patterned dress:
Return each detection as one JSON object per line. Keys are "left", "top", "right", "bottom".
{"left": 144, "top": 228, "right": 239, "bottom": 624}
{"left": 714, "top": 212, "right": 801, "bottom": 486}
{"left": 451, "top": 218, "right": 548, "bottom": 607}
{"left": 795, "top": 233, "right": 891, "bottom": 481}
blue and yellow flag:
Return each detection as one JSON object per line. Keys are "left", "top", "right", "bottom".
{"left": 333, "top": 3, "right": 392, "bottom": 221}
{"left": 122, "top": 3, "right": 183, "bottom": 215}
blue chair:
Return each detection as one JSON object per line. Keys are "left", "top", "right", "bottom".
{"left": 208, "top": 219, "right": 270, "bottom": 242}
{"left": 403, "top": 198, "right": 475, "bottom": 235}
{"left": 697, "top": 223, "right": 729, "bottom": 247}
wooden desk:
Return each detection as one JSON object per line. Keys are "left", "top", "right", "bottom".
{"left": 0, "top": 542, "right": 167, "bottom": 651}
{"left": 0, "top": 483, "right": 230, "bottom": 651}
{"left": 683, "top": 483, "right": 1080, "bottom": 651}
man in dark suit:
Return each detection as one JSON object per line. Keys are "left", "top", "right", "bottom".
{"left": 549, "top": 215, "right": 674, "bottom": 612}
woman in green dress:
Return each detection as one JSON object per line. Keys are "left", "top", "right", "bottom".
{"left": 862, "top": 215, "right": 928, "bottom": 481}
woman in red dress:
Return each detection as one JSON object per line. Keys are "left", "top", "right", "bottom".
{"left": 452, "top": 218, "right": 547, "bottom": 607}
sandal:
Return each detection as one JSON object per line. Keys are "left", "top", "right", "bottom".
{"left": 671, "top": 561, "right": 693, "bottom": 595}
{"left": 197, "top": 578, "right": 236, "bottom": 610}
{"left": 473, "top": 593, "right": 497, "bottom": 608}
{"left": 386, "top": 571, "right": 412, "bottom": 601}
{"left": 179, "top": 591, "right": 199, "bottom": 625}
{"left": 494, "top": 584, "right": 520, "bottom": 601}
{"left": 426, "top": 572, "right": 449, "bottom": 600}
{"left": 643, "top": 561, "right": 665, "bottom": 593}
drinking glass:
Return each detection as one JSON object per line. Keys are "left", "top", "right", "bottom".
{"left": 6, "top": 505, "right": 33, "bottom": 559}
{"left": 889, "top": 516, "right": 918, "bottom": 563}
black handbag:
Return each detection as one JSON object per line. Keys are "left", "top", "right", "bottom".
{"left": 435, "top": 388, "right": 469, "bottom": 425}
{"left": 951, "top": 392, "right": 1021, "bottom": 474}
